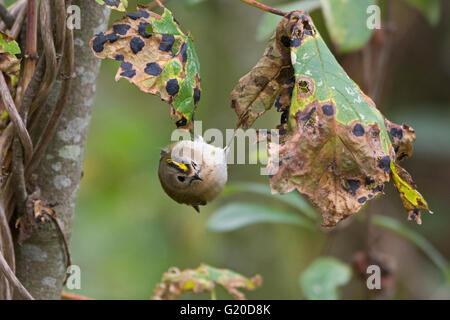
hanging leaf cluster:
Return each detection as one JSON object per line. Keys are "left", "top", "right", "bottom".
{"left": 90, "top": 5, "right": 201, "bottom": 128}
{"left": 152, "top": 264, "right": 262, "bottom": 300}
{"left": 231, "top": 11, "right": 431, "bottom": 227}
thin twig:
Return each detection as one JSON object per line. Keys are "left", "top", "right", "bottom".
{"left": 148, "top": 0, "right": 168, "bottom": 9}
{"left": 14, "top": 0, "right": 38, "bottom": 109}
{"left": 0, "top": 203, "right": 14, "bottom": 299}
{"left": 362, "top": 45, "right": 372, "bottom": 94}
{"left": 239, "top": 0, "right": 288, "bottom": 17}
{"left": 0, "top": 3, "right": 15, "bottom": 28}
{"left": 26, "top": 27, "right": 74, "bottom": 179}
{"left": 2, "top": 57, "right": 45, "bottom": 223}
{"left": 0, "top": 72, "right": 33, "bottom": 164}
{"left": 41, "top": 211, "right": 72, "bottom": 284}
{"left": 10, "top": 1, "right": 27, "bottom": 39}
{"left": 28, "top": 0, "right": 58, "bottom": 131}
{"left": 362, "top": 0, "right": 395, "bottom": 299}
{"left": 371, "top": 1, "right": 394, "bottom": 103}
{"left": 28, "top": 0, "right": 66, "bottom": 136}
{"left": 0, "top": 0, "right": 26, "bottom": 31}
{"left": 0, "top": 249, "right": 34, "bottom": 299}
{"left": 154, "top": 0, "right": 164, "bottom": 8}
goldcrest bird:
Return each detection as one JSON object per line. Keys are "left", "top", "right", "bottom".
{"left": 158, "top": 135, "right": 228, "bottom": 212}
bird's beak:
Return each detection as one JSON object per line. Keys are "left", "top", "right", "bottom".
{"left": 193, "top": 172, "right": 203, "bottom": 181}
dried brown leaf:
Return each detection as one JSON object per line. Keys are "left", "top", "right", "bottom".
{"left": 230, "top": 18, "right": 294, "bottom": 129}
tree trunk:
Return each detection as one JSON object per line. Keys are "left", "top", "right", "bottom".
{"left": 13, "top": 0, "right": 110, "bottom": 299}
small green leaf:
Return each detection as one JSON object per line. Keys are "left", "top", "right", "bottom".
{"left": 95, "top": 0, "right": 128, "bottom": 12}
{"left": 208, "top": 202, "right": 316, "bottom": 232}
{"left": 0, "top": 32, "right": 20, "bottom": 55}
{"left": 90, "top": 6, "right": 201, "bottom": 128}
{"left": 320, "top": 0, "right": 375, "bottom": 53}
{"left": 300, "top": 257, "right": 352, "bottom": 300}
{"left": 403, "top": 0, "right": 441, "bottom": 26}
{"left": 223, "top": 183, "right": 319, "bottom": 220}
{"left": 256, "top": 0, "right": 321, "bottom": 41}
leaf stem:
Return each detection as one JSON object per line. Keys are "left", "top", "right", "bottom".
{"left": 210, "top": 288, "right": 217, "bottom": 300}
{"left": 238, "top": 0, "right": 288, "bottom": 17}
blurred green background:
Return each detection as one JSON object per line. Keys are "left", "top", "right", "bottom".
{"left": 68, "top": 0, "right": 450, "bottom": 299}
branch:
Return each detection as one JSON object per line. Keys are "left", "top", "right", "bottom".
{"left": 370, "top": 0, "right": 394, "bottom": 103}
{"left": 239, "top": 0, "right": 288, "bottom": 16}
{"left": 0, "top": 3, "right": 15, "bottom": 28}
{"left": 0, "top": 250, "right": 34, "bottom": 300}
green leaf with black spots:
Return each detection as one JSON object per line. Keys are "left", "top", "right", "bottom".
{"left": 320, "top": 0, "right": 375, "bottom": 53}
{"left": 95, "top": 0, "right": 128, "bottom": 12}
{"left": 300, "top": 257, "right": 351, "bottom": 299}
{"left": 0, "top": 31, "right": 21, "bottom": 76}
{"left": 151, "top": 264, "right": 262, "bottom": 300}
{"left": 90, "top": 5, "right": 201, "bottom": 128}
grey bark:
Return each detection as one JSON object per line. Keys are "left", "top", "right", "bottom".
{"left": 14, "top": 1, "right": 110, "bottom": 299}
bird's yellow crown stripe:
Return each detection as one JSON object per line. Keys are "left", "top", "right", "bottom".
{"left": 166, "top": 158, "right": 188, "bottom": 172}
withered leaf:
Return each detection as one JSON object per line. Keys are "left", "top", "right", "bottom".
{"left": 230, "top": 17, "right": 293, "bottom": 129}
{"left": 234, "top": 11, "right": 430, "bottom": 227}
{"left": 151, "top": 264, "right": 262, "bottom": 300}
{"left": 90, "top": 5, "right": 201, "bottom": 128}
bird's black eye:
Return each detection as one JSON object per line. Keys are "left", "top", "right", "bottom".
{"left": 177, "top": 176, "right": 185, "bottom": 182}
